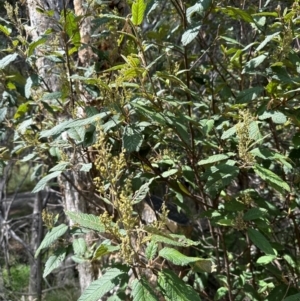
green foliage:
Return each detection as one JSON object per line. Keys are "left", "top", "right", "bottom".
{"left": 3, "top": 264, "right": 30, "bottom": 292}
{"left": 2, "top": 0, "right": 300, "bottom": 300}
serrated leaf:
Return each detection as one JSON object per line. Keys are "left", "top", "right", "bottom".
{"left": 158, "top": 269, "right": 201, "bottom": 301}
{"left": 256, "top": 255, "right": 276, "bottom": 265}
{"left": 146, "top": 227, "right": 199, "bottom": 247}
{"left": 131, "top": 0, "right": 147, "bottom": 26}
{"left": 0, "top": 53, "right": 18, "bottom": 69}
{"left": 122, "top": 126, "right": 144, "bottom": 153}
{"left": 253, "top": 164, "right": 290, "bottom": 192}
{"left": 32, "top": 171, "right": 62, "bottom": 193}
{"left": 198, "top": 153, "right": 234, "bottom": 165}
{"left": 35, "top": 224, "right": 68, "bottom": 257}
{"left": 66, "top": 211, "right": 105, "bottom": 232}
{"left": 43, "top": 250, "right": 66, "bottom": 278}
{"left": 236, "top": 86, "right": 264, "bottom": 103}
{"left": 133, "top": 181, "right": 152, "bottom": 204}
{"left": 145, "top": 241, "right": 158, "bottom": 261}
{"left": 247, "top": 228, "right": 275, "bottom": 255}
{"left": 243, "top": 208, "right": 266, "bottom": 221}
{"left": 131, "top": 277, "right": 159, "bottom": 301}
{"left": 249, "top": 121, "right": 262, "bottom": 141}
{"left": 159, "top": 247, "right": 205, "bottom": 266}
{"left": 181, "top": 25, "right": 201, "bottom": 46}
{"left": 78, "top": 268, "right": 126, "bottom": 301}
{"left": 73, "top": 238, "right": 87, "bottom": 256}
{"left": 221, "top": 126, "right": 236, "bottom": 139}
{"left": 258, "top": 111, "right": 287, "bottom": 124}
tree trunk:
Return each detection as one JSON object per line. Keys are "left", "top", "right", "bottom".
{"left": 26, "top": 0, "right": 93, "bottom": 292}
{"left": 28, "top": 191, "right": 43, "bottom": 301}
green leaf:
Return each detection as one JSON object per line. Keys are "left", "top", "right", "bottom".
{"left": 0, "top": 107, "right": 7, "bottom": 123}
{"left": 221, "top": 126, "right": 236, "bottom": 139}
{"left": 67, "top": 126, "right": 85, "bottom": 142}
{"left": 146, "top": 228, "right": 199, "bottom": 247}
{"left": 133, "top": 181, "right": 153, "bottom": 204}
{"left": 131, "top": 277, "right": 159, "bottom": 301}
{"left": 256, "top": 255, "right": 276, "bottom": 265}
{"left": 181, "top": 25, "right": 201, "bottom": 46}
{"left": 43, "top": 249, "right": 66, "bottom": 278}
{"left": 80, "top": 163, "right": 92, "bottom": 172}
{"left": 145, "top": 241, "right": 158, "bottom": 261}
{"left": 28, "top": 37, "right": 47, "bottom": 57}
{"left": 272, "top": 66, "right": 294, "bottom": 83}
{"left": 216, "top": 219, "right": 234, "bottom": 226}
{"left": 243, "top": 208, "right": 266, "bottom": 221}
{"left": 40, "top": 112, "right": 110, "bottom": 138}
{"left": 284, "top": 293, "right": 300, "bottom": 301}
{"left": 187, "top": 0, "right": 212, "bottom": 23}
{"left": 73, "top": 238, "right": 87, "bottom": 256}
{"left": 0, "top": 53, "right": 18, "bottom": 69}
{"left": 191, "top": 259, "right": 216, "bottom": 273}
{"left": 236, "top": 86, "right": 264, "bottom": 103}
{"left": 49, "top": 162, "right": 70, "bottom": 172}
{"left": 242, "top": 53, "right": 267, "bottom": 73}
{"left": 255, "top": 32, "right": 280, "bottom": 52}
{"left": 42, "top": 91, "right": 62, "bottom": 100}
{"left": 253, "top": 164, "right": 290, "bottom": 192}
{"left": 219, "top": 6, "right": 254, "bottom": 23}
{"left": 159, "top": 247, "right": 203, "bottom": 266}
{"left": 64, "top": 11, "right": 80, "bottom": 48}
{"left": 158, "top": 269, "right": 201, "bottom": 301}
{"left": 78, "top": 268, "right": 127, "bottom": 301}
{"left": 258, "top": 111, "right": 287, "bottom": 124}
{"left": 66, "top": 211, "right": 105, "bottom": 232}
{"left": 14, "top": 103, "right": 30, "bottom": 119}
{"left": 247, "top": 228, "right": 275, "bottom": 255}
{"left": 93, "top": 243, "right": 119, "bottom": 260}
{"left": 32, "top": 171, "right": 62, "bottom": 193}
{"left": 215, "top": 287, "right": 228, "bottom": 300}
{"left": 198, "top": 153, "right": 234, "bottom": 165}
{"left": 283, "top": 254, "right": 296, "bottom": 268}
{"left": 35, "top": 224, "right": 68, "bottom": 257}
{"left": 122, "top": 126, "right": 144, "bottom": 153}
{"left": 131, "top": 0, "right": 147, "bottom": 26}
{"left": 0, "top": 24, "right": 11, "bottom": 36}
{"left": 161, "top": 168, "right": 178, "bottom": 178}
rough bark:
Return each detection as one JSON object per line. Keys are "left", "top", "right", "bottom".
{"left": 26, "top": 0, "right": 92, "bottom": 292}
